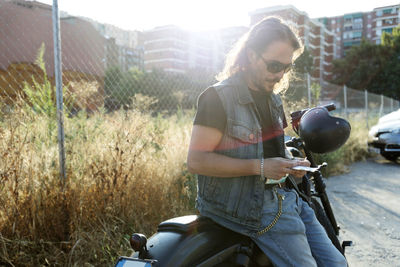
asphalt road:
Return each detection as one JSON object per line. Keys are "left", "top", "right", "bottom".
{"left": 325, "top": 157, "right": 400, "bottom": 267}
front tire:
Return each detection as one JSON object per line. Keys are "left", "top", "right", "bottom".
{"left": 381, "top": 152, "right": 398, "bottom": 162}
{"left": 310, "top": 198, "right": 344, "bottom": 255}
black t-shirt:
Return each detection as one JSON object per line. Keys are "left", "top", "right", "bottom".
{"left": 194, "top": 87, "right": 287, "bottom": 158}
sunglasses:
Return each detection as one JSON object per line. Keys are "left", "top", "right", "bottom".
{"left": 258, "top": 56, "right": 294, "bottom": 74}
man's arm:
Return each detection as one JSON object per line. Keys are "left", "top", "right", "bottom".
{"left": 187, "top": 125, "right": 259, "bottom": 177}
{"left": 187, "top": 125, "right": 310, "bottom": 179}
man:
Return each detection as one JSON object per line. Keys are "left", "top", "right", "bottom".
{"left": 187, "top": 17, "right": 347, "bottom": 266}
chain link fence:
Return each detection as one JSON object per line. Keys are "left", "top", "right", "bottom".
{"left": 1, "top": 0, "right": 399, "bottom": 139}
{"left": 319, "top": 80, "right": 399, "bottom": 118}
{"left": 0, "top": 0, "right": 219, "bottom": 116}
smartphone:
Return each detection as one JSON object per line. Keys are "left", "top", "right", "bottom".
{"left": 292, "top": 166, "right": 319, "bottom": 172}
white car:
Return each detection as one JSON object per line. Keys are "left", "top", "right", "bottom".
{"left": 368, "top": 109, "right": 400, "bottom": 162}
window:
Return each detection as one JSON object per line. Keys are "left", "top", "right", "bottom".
{"left": 383, "top": 19, "right": 393, "bottom": 25}
{"left": 343, "top": 41, "right": 353, "bottom": 47}
{"left": 376, "top": 10, "right": 383, "bottom": 16}
{"left": 377, "top": 20, "right": 382, "bottom": 27}
{"left": 353, "top": 31, "right": 362, "bottom": 39}
{"left": 383, "top": 28, "right": 393, "bottom": 34}
{"left": 383, "top": 9, "right": 392, "bottom": 14}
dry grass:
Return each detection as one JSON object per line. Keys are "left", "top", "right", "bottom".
{"left": 0, "top": 106, "right": 195, "bottom": 266}
{"left": 0, "top": 99, "right": 373, "bottom": 266}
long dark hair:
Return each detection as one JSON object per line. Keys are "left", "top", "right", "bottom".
{"left": 216, "top": 17, "right": 302, "bottom": 82}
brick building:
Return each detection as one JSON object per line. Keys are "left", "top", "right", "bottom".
{"left": 0, "top": 0, "right": 106, "bottom": 110}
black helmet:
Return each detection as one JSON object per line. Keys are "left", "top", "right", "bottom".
{"left": 299, "top": 107, "right": 351, "bottom": 154}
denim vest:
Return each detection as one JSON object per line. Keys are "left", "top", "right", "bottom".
{"left": 196, "top": 73, "right": 286, "bottom": 230}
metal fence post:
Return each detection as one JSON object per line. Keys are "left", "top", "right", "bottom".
{"left": 343, "top": 85, "right": 347, "bottom": 117}
{"left": 52, "top": 0, "right": 66, "bottom": 181}
{"left": 391, "top": 98, "right": 393, "bottom": 111}
{"left": 307, "top": 73, "right": 311, "bottom": 107}
{"left": 365, "top": 90, "right": 369, "bottom": 129}
{"left": 379, "top": 94, "right": 384, "bottom": 117}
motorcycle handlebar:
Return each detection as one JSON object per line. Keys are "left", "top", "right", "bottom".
{"left": 290, "top": 103, "right": 336, "bottom": 133}
{"left": 290, "top": 103, "right": 336, "bottom": 119}
{"left": 323, "top": 103, "right": 336, "bottom": 112}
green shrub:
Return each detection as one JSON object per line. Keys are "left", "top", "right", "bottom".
{"left": 22, "top": 43, "right": 74, "bottom": 140}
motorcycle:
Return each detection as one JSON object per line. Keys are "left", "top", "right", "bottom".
{"left": 115, "top": 104, "right": 353, "bottom": 267}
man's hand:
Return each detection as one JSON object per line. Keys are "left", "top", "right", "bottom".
{"left": 264, "top": 157, "right": 311, "bottom": 180}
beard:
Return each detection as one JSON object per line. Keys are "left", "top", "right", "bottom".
{"left": 246, "top": 69, "right": 282, "bottom": 93}
{"left": 257, "top": 77, "right": 281, "bottom": 92}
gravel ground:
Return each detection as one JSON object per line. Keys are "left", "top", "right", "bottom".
{"left": 324, "top": 157, "right": 400, "bottom": 267}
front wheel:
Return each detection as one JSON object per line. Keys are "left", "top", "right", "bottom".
{"left": 310, "top": 198, "right": 344, "bottom": 255}
{"left": 381, "top": 152, "right": 399, "bottom": 162}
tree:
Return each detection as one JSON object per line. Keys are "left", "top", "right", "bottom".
{"left": 330, "top": 27, "right": 400, "bottom": 100}
{"left": 104, "top": 66, "right": 143, "bottom": 110}
{"left": 22, "top": 44, "right": 74, "bottom": 139}
{"left": 379, "top": 27, "right": 400, "bottom": 99}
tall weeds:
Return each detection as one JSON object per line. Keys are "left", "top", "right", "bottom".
{"left": 0, "top": 106, "right": 195, "bottom": 266}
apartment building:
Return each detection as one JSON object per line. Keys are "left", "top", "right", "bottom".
{"left": 249, "top": 5, "right": 336, "bottom": 82}
{"left": 104, "top": 37, "right": 144, "bottom": 71}
{"left": 143, "top": 25, "right": 189, "bottom": 73}
{"left": 372, "top": 4, "right": 400, "bottom": 44}
{"left": 318, "top": 4, "right": 400, "bottom": 57}
{"left": 143, "top": 25, "right": 225, "bottom": 74}
{"left": 318, "top": 12, "right": 369, "bottom": 58}
{"left": 88, "top": 19, "right": 145, "bottom": 71}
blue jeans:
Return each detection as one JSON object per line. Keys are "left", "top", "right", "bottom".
{"left": 252, "top": 188, "right": 347, "bottom": 267}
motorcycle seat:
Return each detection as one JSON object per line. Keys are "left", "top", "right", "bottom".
{"left": 157, "top": 215, "right": 223, "bottom": 234}
{"left": 155, "top": 215, "right": 273, "bottom": 266}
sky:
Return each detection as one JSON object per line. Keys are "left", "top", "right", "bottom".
{"left": 39, "top": 0, "right": 399, "bottom": 31}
